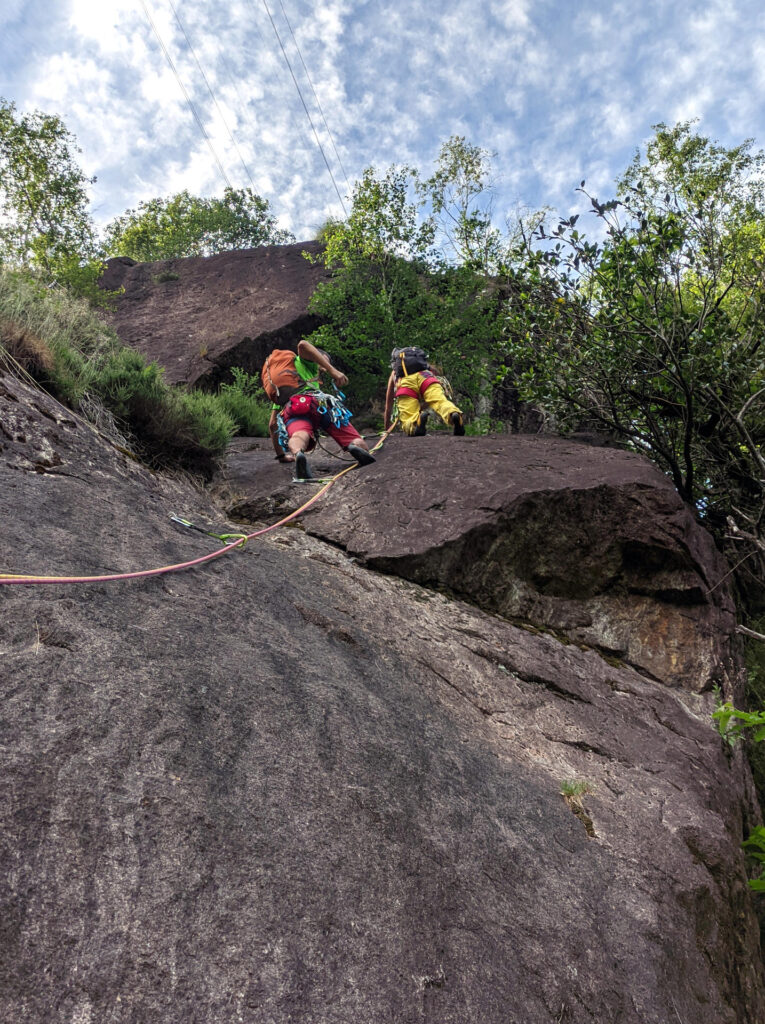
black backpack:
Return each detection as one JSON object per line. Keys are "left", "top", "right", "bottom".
{"left": 391, "top": 346, "right": 429, "bottom": 377}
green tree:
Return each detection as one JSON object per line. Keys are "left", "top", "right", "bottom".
{"left": 0, "top": 98, "right": 101, "bottom": 293}
{"left": 421, "top": 135, "right": 503, "bottom": 272}
{"left": 103, "top": 187, "right": 294, "bottom": 261}
{"left": 506, "top": 121, "right": 765, "bottom": 591}
{"left": 308, "top": 159, "right": 506, "bottom": 410}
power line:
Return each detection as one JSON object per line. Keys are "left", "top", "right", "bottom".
{"left": 252, "top": 0, "right": 348, "bottom": 216}
{"left": 139, "top": 0, "right": 232, "bottom": 188}
{"left": 166, "top": 0, "right": 259, "bottom": 193}
{"left": 276, "top": 0, "right": 352, "bottom": 197}
{"left": 215, "top": 6, "right": 317, "bottom": 170}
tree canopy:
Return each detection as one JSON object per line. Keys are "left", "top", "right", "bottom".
{"left": 305, "top": 124, "right": 765, "bottom": 594}
{"left": 103, "top": 188, "right": 294, "bottom": 262}
{"left": 0, "top": 97, "right": 100, "bottom": 292}
{"left": 505, "top": 121, "right": 765, "bottom": 593}
{"left": 307, "top": 139, "right": 510, "bottom": 409}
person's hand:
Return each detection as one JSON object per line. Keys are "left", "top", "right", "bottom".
{"left": 276, "top": 452, "right": 295, "bottom": 463}
{"left": 331, "top": 367, "right": 348, "bottom": 387}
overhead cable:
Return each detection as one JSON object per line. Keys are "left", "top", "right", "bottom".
{"left": 276, "top": 0, "right": 352, "bottom": 197}
{"left": 224, "top": 0, "right": 317, "bottom": 162}
{"left": 139, "top": 0, "right": 232, "bottom": 188}
{"left": 253, "top": 0, "right": 348, "bottom": 215}
{"left": 167, "top": 0, "right": 260, "bottom": 192}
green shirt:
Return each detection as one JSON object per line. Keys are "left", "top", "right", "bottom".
{"left": 271, "top": 355, "right": 320, "bottom": 410}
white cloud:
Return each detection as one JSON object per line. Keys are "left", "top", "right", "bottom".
{"left": 0, "top": 0, "right": 27, "bottom": 28}
{"left": 491, "top": 0, "right": 531, "bottom": 32}
{"left": 1, "top": 0, "right": 764, "bottom": 240}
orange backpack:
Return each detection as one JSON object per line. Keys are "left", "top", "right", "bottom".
{"left": 261, "top": 349, "right": 301, "bottom": 404}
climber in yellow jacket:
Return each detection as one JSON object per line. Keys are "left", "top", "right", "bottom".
{"left": 383, "top": 346, "right": 465, "bottom": 436}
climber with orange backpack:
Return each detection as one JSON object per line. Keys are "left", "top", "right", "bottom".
{"left": 384, "top": 346, "right": 465, "bottom": 436}
{"left": 263, "top": 339, "right": 375, "bottom": 480}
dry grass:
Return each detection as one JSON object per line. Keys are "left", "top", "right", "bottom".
{"left": 0, "top": 317, "right": 55, "bottom": 374}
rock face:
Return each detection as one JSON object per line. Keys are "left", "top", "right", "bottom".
{"left": 2, "top": 372, "right": 765, "bottom": 1024}
{"left": 223, "top": 432, "right": 737, "bottom": 692}
{"left": 100, "top": 241, "right": 330, "bottom": 388}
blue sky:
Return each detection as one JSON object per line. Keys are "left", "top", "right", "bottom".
{"left": 2, "top": 0, "right": 764, "bottom": 241}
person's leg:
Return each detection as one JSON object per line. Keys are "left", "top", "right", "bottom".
{"left": 325, "top": 420, "right": 366, "bottom": 450}
{"left": 285, "top": 418, "right": 316, "bottom": 478}
{"left": 325, "top": 421, "right": 376, "bottom": 465}
{"left": 396, "top": 394, "right": 424, "bottom": 435}
{"left": 285, "top": 418, "right": 314, "bottom": 454}
{"left": 422, "top": 381, "right": 464, "bottom": 433}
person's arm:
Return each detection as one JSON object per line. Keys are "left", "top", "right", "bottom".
{"left": 269, "top": 408, "right": 293, "bottom": 461}
{"left": 297, "top": 339, "right": 348, "bottom": 387}
{"left": 384, "top": 372, "right": 396, "bottom": 430}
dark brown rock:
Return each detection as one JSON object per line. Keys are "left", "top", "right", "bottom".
{"left": 229, "top": 432, "right": 737, "bottom": 692}
{"left": 2, "top": 374, "right": 764, "bottom": 1023}
{"left": 100, "top": 242, "right": 331, "bottom": 388}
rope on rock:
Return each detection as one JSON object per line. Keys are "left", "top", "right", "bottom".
{"left": 0, "top": 422, "right": 397, "bottom": 587}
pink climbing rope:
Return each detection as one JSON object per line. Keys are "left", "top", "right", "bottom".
{"left": 0, "top": 424, "right": 395, "bottom": 587}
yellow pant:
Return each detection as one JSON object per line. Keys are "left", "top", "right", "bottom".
{"left": 395, "top": 372, "right": 461, "bottom": 435}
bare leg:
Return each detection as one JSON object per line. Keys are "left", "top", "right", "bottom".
{"left": 288, "top": 430, "right": 312, "bottom": 455}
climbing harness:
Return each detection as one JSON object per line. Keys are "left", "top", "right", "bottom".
{"left": 276, "top": 385, "right": 353, "bottom": 455}
{"left": 0, "top": 422, "right": 398, "bottom": 586}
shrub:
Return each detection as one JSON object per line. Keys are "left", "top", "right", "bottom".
{"left": 218, "top": 366, "right": 272, "bottom": 436}
{"left": 0, "top": 266, "right": 120, "bottom": 362}
{"left": 0, "top": 266, "right": 236, "bottom": 473}
{"left": 90, "top": 349, "right": 236, "bottom": 474}
{"left": 0, "top": 317, "right": 55, "bottom": 374}
{"left": 712, "top": 678, "right": 765, "bottom": 891}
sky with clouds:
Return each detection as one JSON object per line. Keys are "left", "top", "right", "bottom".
{"left": 2, "top": 0, "right": 765, "bottom": 242}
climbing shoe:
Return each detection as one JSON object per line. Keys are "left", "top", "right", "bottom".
{"left": 347, "top": 443, "right": 376, "bottom": 467}
{"left": 451, "top": 412, "right": 465, "bottom": 436}
{"left": 295, "top": 451, "right": 312, "bottom": 480}
{"left": 412, "top": 412, "right": 428, "bottom": 436}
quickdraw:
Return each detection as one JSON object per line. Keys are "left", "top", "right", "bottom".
{"left": 169, "top": 514, "right": 248, "bottom": 548}
{"left": 315, "top": 388, "right": 352, "bottom": 427}
{"left": 276, "top": 387, "right": 352, "bottom": 453}
{"left": 276, "top": 413, "right": 290, "bottom": 452}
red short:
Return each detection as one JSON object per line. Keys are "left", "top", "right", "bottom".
{"left": 284, "top": 415, "right": 361, "bottom": 451}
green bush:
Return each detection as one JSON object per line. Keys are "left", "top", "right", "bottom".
{"left": 83, "top": 348, "right": 236, "bottom": 473}
{"left": 218, "top": 366, "right": 271, "bottom": 436}
{"left": 713, "top": 654, "right": 765, "bottom": 892}
{"left": 0, "top": 266, "right": 236, "bottom": 474}
{"left": 0, "top": 266, "right": 121, "bottom": 362}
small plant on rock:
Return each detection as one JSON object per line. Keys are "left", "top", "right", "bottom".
{"left": 712, "top": 701, "right": 765, "bottom": 747}
{"left": 560, "top": 779, "right": 593, "bottom": 801}
{"left": 712, "top": 697, "right": 765, "bottom": 890}
{"left": 743, "top": 829, "right": 765, "bottom": 891}
{"left": 560, "top": 779, "right": 596, "bottom": 838}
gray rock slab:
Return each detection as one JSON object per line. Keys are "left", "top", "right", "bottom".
{"left": 229, "top": 431, "right": 738, "bottom": 691}
{"left": 1, "top": 374, "right": 763, "bottom": 1023}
